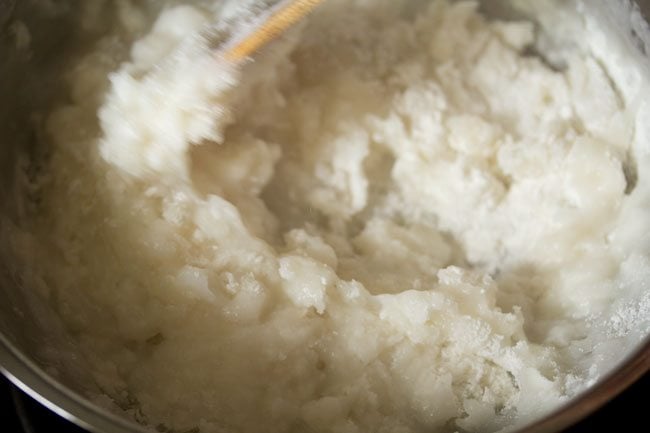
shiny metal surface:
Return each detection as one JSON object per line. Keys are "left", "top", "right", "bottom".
{"left": 0, "top": 1, "right": 649, "bottom": 432}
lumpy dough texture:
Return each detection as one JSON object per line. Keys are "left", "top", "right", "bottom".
{"left": 12, "top": 0, "right": 644, "bottom": 432}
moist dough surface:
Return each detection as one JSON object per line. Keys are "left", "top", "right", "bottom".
{"left": 6, "top": 1, "right": 649, "bottom": 432}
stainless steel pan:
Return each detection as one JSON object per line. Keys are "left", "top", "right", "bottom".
{"left": 1, "top": 1, "right": 649, "bottom": 432}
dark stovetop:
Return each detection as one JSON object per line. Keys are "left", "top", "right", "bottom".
{"left": 1, "top": 373, "right": 648, "bottom": 432}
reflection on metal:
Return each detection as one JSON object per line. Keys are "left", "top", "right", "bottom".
{"left": 0, "top": 0, "right": 15, "bottom": 30}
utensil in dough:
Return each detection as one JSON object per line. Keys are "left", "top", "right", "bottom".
{"left": 224, "top": 0, "right": 325, "bottom": 62}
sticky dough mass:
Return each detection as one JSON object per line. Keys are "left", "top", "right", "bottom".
{"left": 14, "top": 0, "right": 645, "bottom": 432}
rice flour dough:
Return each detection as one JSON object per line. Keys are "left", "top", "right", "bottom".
{"left": 7, "top": 1, "right": 650, "bottom": 432}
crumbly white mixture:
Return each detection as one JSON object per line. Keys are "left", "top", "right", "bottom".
{"left": 6, "top": 0, "right": 650, "bottom": 432}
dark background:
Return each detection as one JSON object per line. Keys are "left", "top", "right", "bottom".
{"left": 1, "top": 372, "right": 648, "bottom": 432}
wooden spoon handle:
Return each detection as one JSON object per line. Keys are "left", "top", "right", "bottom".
{"left": 224, "top": 0, "right": 325, "bottom": 62}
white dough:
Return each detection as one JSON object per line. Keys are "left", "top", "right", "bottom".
{"left": 6, "top": 1, "right": 650, "bottom": 432}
